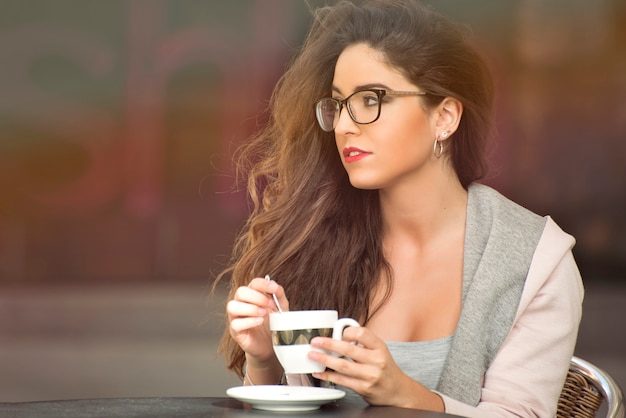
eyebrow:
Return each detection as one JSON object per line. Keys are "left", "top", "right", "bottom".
{"left": 331, "top": 83, "right": 392, "bottom": 95}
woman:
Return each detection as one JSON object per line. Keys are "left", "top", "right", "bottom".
{"left": 216, "top": 0, "right": 583, "bottom": 416}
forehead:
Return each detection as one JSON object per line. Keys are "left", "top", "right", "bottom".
{"left": 332, "top": 43, "right": 410, "bottom": 94}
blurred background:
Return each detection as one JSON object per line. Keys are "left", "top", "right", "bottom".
{"left": 1, "top": 0, "right": 625, "bottom": 403}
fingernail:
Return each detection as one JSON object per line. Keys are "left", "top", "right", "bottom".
{"left": 268, "top": 282, "right": 278, "bottom": 292}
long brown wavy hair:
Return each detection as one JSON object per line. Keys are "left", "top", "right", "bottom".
{"left": 215, "top": 0, "right": 494, "bottom": 378}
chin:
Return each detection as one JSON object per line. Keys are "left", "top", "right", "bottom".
{"left": 348, "top": 177, "right": 382, "bottom": 190}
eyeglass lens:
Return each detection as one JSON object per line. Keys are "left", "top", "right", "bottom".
{"left": 316, "top": 90, "right": 382, "bottom": 132}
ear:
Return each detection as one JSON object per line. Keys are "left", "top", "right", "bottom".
{"left": 434, "top": 97, "right": 463, "bottom": 140}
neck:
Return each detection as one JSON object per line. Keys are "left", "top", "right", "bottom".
{"left": 379, "top": 168, "right": 468, "bottom": 247}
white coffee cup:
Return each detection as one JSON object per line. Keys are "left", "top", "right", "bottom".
{"left": 269, "top": 310, "right": 360, "bottom": 374}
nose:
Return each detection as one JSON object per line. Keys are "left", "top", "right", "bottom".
{"left": 334, "top": 105, "right": 359, "bottom": 135}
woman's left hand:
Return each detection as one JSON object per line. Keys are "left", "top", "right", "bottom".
{"left": 308, "top": 326, "right": 416, "bottom": 407}
{"left": 309, "top": 327, "right": 443, "bottom": 411}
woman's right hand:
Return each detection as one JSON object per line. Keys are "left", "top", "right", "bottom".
{"left": 226, "top": 277, "right": 288, "bottom": 364}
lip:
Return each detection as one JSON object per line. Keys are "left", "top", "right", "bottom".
{"left": 343, "top": 147, "right": 371, "bottom": 163}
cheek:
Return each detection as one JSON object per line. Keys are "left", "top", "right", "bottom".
{"left": 392, "top": 99, "right": 431, "bottom": 127}
{"left": 386, "top": 111, "right": 432, "bottom": 150}
{"left": 375, "top": 115, "right": 434, "bottom": 172}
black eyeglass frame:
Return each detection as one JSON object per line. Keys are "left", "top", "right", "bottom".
{"left": 315, "top": 88, "right": 427, "bottom": 132}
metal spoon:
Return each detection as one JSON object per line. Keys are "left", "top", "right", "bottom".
{"left": 265, "top": 274, "right": 283, "bottom": 313}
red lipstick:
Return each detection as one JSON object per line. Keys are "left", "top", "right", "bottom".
{"left": 343, "top": 147, "right": 371, "bottom": 163}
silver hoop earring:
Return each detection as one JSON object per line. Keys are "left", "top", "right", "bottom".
{"left": 433, "top": 131, "right": 450, "bottom": 159}
{"left": 433, "top": 131, "right": 449, "bottom": 159}
{"left": 433, "top": 139, "right": 443, "bottom": 159}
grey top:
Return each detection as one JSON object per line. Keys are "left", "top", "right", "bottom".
{"left": 340, "top": 336, "right": 453, "bottom": 404}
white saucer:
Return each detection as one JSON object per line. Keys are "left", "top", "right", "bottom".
{"left": 226, "top": 385, "right": 345, "bottom": 412}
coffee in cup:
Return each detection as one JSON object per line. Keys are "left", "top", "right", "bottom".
{"left": 269, "top": 310, "right": 359, "bottom": 374}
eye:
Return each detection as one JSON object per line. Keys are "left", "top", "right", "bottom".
{"left": 361, "top": 93, "right": 380, "bottom": 107}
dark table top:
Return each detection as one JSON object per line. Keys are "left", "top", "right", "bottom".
{"left": 0, "top": 397, "right": 464, "bottom": 418}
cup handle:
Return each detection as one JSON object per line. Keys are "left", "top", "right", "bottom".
{"left": 332, "top": 318, "right": 360, "bottom": 341}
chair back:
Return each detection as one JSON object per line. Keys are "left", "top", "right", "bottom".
{"left": 557, "top": 356, "right": 625, "bottom": 418}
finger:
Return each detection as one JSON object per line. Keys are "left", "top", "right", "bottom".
{"left": 226, "top": 300, "right": 267, "bottom": 320}
{"left": 233, "top": 285, "right": 273, "bottom": 308}
{"left": 270, "top": 282, "right": 290, "bottom": 311}
{"left": 312, "top": 365, "right": 369, "bottom": 391}
{"left": 313, "top": 366, "right": 361, "bottom": 389}
{"left": 310, "top": 332, "right": 376, "bottom": 365}
{"left": 248, "top": 278, "right": 290, "bottom": 312}
{"left": 341, "top": 326, "right": 384, "bottom": 350}
{"left": 308, "top": 341, "right": 367, "bottom": 373}
{"left": 312, "top": 326, "right": 366, "bottom": 348}
{"left": 230, "top": 316, "right": 265, "bottom": 333}
{"left": 247, "top": 277, "right": 278, "bottom": 293}
{"left": 309, "top": 352, "right": 381, "bottom": 394}
{"left": 309, "top": 344, "right": 385, "bottom": 386}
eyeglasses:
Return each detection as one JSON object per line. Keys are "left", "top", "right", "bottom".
{"left": 315, "top": 88, "right": 427, "bottom": 132}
